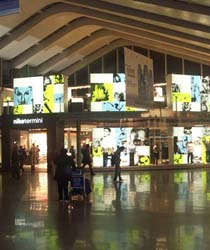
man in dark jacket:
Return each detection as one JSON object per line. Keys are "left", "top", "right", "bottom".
{"left": 81, "top": 144, "right": 95, "bottom": 176}
{"left": 112, "top": 146, "right": 125, "bottom": 182}
{"left": 54, "top": 148, "right": 75, "bottom": 202}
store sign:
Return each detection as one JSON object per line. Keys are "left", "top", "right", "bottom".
{"left": 13, "top": 117, "right": 43, "bottom": 125}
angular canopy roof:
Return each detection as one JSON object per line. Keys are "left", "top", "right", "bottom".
{"left": 0, "top": 0, "right": 210, "bottom": 76}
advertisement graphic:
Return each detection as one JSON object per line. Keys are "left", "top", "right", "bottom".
{"left": 90, "top": 73, "right": 126, "bottom": 112}
{"left": 173, "top": 126, "right": 210, "bottom": 164}
{"left": 166, "top": 74, "right": 210, "bottom": 112}
{"left": 92, "top": 127, "right": 150, "bottom": 167}
{"left": 13, "top": 74, "right": 64, "bottom": 114}
{"left": 124, "top": 48, "right": 154, "bottom": 108}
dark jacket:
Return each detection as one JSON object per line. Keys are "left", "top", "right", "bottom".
{"left": 54, "top": 149, "right": 75, "bottom": 180}
{"left": 112, "top": 146, "right": 125, "bottom": 166}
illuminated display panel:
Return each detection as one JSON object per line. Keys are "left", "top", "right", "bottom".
{"left": 124, "top": 47, "right": 154, "bottom": 108}
{"left": 92, "top": 127, "right": 150, "bottom": 167}
{"left": 166, "top": 74, "right": 210, "bottom": 112}
{"left": 173, "top": 126, "right": 210, "bottom": 164}
{"left": 90, "top": 73, "right": 126, "bottom": 112}
{"left": 13, "top": 74, "right": 64, "bottom": 114}
{"left": 154, "top": 86, "right": 165, "bottom": 102}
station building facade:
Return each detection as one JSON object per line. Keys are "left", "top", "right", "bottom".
{"left": 1, "top": 46, "right": 210, "bottom": 171}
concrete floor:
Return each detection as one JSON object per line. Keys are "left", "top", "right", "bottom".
{"left": 1, "top": 168, "right": 210, "bottom": 250}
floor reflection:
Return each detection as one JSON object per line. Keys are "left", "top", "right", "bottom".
{"left": 1, "top": 169, "right": 210, "bottom": 249}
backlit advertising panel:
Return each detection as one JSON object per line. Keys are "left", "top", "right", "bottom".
{"left": 124, "top": 47, "right": 154, "bottom": 108}
{"left": 173, "top": 126, "right": 210, "bottom": 164}
{"left": 90, "top": 73, "right": 126, "bottom": 112}
{"left": 166, "top": 74, "right": 210, "bottom": 112}
{"left": 13, "top": 74, "right": 64, "bottom": 114}
{"left": 92, "top": 127, "right": 150, "bottom": 167}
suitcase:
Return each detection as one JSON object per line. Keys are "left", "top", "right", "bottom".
{"left": 69, "top": 168, "right": 86, "bottom": 200}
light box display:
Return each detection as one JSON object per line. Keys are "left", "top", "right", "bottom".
{"left": 13, "top": 74, "right": 64, "bottom": 114}
{"left": 92, "top": 127, "right": 150, "bottom": 167}
{"left": 124, "top": 47, "right": 154, "bottom": 108}
{"left": 166, "top": 74, "right": 210, "bottom": 112}
{"left": 90, "top": 73, "right": 126, "bottom": 112}
{"left": 173, "top": 126, "right": 210, "bottom": 164}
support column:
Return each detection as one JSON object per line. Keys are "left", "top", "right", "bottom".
{"left": 76, "top": 120, "right": 81, "bottom": 167}
{"left": 168, "top": 126, "right": 174, "bottom": 165}
{"left": 2, "top": 116, "right": 11, "bottom": 171}
{"left": 47, "top": 118, "right": 64, "bottom": 173}
{"left": 2, "top": 116, "right": 20, "bottom": 171}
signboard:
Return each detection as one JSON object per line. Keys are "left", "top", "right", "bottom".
{"left": 92, "top": 127, "right": 150, "bottom": 167}
{"left": 124, "top": 48, "right": 154, "bottom": 108}
{"left": 13, "top": 74, "right": 64, "bottom": 114}
{"left": 166, "top": 74, "right": 210, "bottom": 112}
{"left": 90, "top": 73, "right": 126, "bottom": 112}
{"left": 173, "top": 126, "right": 210, "bottom": 164}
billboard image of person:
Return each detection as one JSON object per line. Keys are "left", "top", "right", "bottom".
{"left": 13, "top": 75, "right": 64, "bottom": 114}
{"left": 167, "top": 74, "right": 203, "bottom": 112}
{"left": 124, "top": 47, "right": 154, "bottom": 108}
{"left": 90, "top": 73, "right": 126, "bottom": 112}
{"left": 43, "top": 74, "right": 64, "bottom": 113}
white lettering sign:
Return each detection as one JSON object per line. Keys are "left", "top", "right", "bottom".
{"left": 13, "top": 117, "right": 43, "bottom": 125}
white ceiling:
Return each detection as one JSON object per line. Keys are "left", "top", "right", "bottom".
{"left": 0, "top": 0, "right": 210, "bottom": 76}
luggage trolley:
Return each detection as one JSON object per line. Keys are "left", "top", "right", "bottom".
{"left": 69, "top": 168, "right": 86, "bottom": 201}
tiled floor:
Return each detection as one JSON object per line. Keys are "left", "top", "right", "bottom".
{"left": 1, "top": 168, "right": 210, "bottom": 250}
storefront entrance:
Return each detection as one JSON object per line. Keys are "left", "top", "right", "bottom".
{"left": 20, "top": 130, "right": 47, "bottom": 170}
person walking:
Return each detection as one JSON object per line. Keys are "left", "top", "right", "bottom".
{"left": 18, "top": 145, "right": 26, "bottom": 173}
{"left": 30, "top": 143, "right": 37, "bottom": 172}
{"left": 81, "top": 144, "right": 95, "bottom": 176}
{"left": 11, "top": 144, "right": 20, "bottom": 180}
{"left": 152, "top": 144, "right": 159, "bottom": 165}
{"left": 112, "top": 146, "right": 125, "bottom": 182}
{"left": 187, "top": 141, "right": 194, "bottom": 164}
{"left": 54, "top": 147, "right": 76, "bottom": 202}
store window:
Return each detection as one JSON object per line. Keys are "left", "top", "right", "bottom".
{"left": 103, "top": 50, "right": 117, "bottom": 73}
{"left": 76, "top": 66, "right": 88, "bottom": 85}
{"left": 89, "top": 58, "right": 102, "bottom": 74}
{"left": 203, "top": 64, "right": 210, "bottom": 77}
{"left": 150, "top": 50, "right": 165, "bottom": 83}
{"left": 68, "top": 74, "right": 75, "bottom": 87}
{"left": 118, "top": 47, "right": 125, "bottom": 73}
{"left": 134, "top": 46, "right": 148, "bottom": 57}
{"left": 184, "top": 59, "right": 200, "bottom": 76}
{"left": 167, "top": 55, "right": 182, "bottom": 75}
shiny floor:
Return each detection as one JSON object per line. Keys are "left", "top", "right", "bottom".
{"left": 1, "top": 169, "right": 210, "bottom": 250}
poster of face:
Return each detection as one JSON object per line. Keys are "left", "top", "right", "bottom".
{"left": 173, "top": 126, "right": 209, "bottom": 164}
{"left": 13, "top": 74, "right": 64, "bottom": 114}
{"left": 92, "top": 127, "right": 150, "bottom": 167}
{"left": 43, "top": 74, "right": 64, "bottom": 113}
{"left": 124, "top": 47, "right": 154, "bottom": 108}
{"left": 13, "top": 76, "right": 43, "bottom": 114}
{"left": 90, "top": 73, "right": 126, "bottom": 112}
{"left": 168, "top": 74, "right": 202, "bottom": 112}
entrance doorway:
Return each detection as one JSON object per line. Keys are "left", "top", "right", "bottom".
{"left": 20, "top": 130, "right": 47, "bottom": 170}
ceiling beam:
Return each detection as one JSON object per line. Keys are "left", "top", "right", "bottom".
{"left": 1, "top": 2, "right": 210, "bottom": 52}
{"left": 60, "top": 38, "right": 210, "bottom": 76}
{"left": 133, "top": 0, "right": 210, "bottom": 15}
{"left": 66, "top": 0, "right": 210, "bottom": 33}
